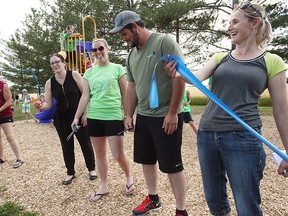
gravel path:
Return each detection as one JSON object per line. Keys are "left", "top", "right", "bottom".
{"left": 0, "top": 115, "right": 287, "bottom": 216}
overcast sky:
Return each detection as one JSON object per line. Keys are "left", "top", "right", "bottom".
{"left": 0, "top": 0, "right": 45, "bottom": 41}
{"left": 1, "top": 0, "right": 283, "bottom": 41}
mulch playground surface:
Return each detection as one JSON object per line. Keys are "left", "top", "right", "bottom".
{"left": 0, "top": 115, "right": 287, "bottom": 216}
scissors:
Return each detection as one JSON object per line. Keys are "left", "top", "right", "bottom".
{"left": 66, "top": 125, "right": 80, "bottom": 141}
{"left": 117, "top": 128, "right": 130, "bottom": 135}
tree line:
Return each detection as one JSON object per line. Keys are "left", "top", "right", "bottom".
{"left": 0, "top": 0, "right": 287, "bottom": 93}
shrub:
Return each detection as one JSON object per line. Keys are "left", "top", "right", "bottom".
{"left": 191, "top": 96, "right": 272, "bottom": 106}
{"left": 0, "top": 202, "right": 38, "bottom": 216}
{"left": 191, "top": 96, "right": 209, "bottom": 105}
{"left": 259, "top": 96, "right": 272, "bottom": 106}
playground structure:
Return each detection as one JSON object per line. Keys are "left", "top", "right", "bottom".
{"left": 61, "top": 16, "right": 97, "bottom": 75}
{"left": 1, "top": 16, "right": 97, "bottom": 97}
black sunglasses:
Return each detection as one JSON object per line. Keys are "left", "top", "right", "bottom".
{"left": 239, "top": 1, "right": 262, "bottom": 18}
{"left": 92, "top": 46, "right": 105, "bottom": 52}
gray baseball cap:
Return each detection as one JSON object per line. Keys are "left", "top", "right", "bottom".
{"left": 109, "top": 10, "right": 141, "bottom": 34}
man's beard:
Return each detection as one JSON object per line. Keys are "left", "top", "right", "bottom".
{"left": 130, "top": 31, "right": 139, "bottom": 48}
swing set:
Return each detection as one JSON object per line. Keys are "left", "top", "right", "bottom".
{"left": 0, "top": 68, "right": 41, "bottom": 95}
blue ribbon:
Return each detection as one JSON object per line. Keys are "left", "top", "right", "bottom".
{"left": 149, "top": 61, "right": 160, "bottom": 108}
{"left": 149, "top": 54, "right": 288, "bottom": 162}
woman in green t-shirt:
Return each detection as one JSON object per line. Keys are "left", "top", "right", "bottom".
{"left": 72, "top": 38, "right": 134, "bottom": 202}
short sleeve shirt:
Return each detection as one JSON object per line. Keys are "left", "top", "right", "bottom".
{"left": 199, "top": 51, "right": 288, "bottom": 131}
{"left": 83, "top": 63, "right": 126, "bottom": 120}
{"left": 126, "top": 33, "right": 185, "bottom": 117}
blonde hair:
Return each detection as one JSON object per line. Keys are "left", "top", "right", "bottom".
{"left": 235, "top": 3, "right": 272, "bottom": 48}
{"left": 92, "top": 38, "right": 110, "bottom": 66}
{"left": 93, "top": 38, "right": 110, "bottom": 50}
{"left": 66, "top": 25, "right": 74, "bottom": 31}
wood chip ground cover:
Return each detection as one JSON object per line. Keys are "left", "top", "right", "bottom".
{"left": 0, "top": 115, "right": 287, "bottom": 216}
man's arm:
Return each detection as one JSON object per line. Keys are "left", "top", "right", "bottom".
{"left": 163, "top": 77, "right": 185, "bottom": 135}
{"left": 125, "top": 81, "right": 137, "bottom": 131}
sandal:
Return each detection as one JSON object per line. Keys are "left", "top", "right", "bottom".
{"left": 125, "top": 183, "right": 135, "bottom": 195}
{"left": 89, "top": 192, "right": 109, "bottom": 202}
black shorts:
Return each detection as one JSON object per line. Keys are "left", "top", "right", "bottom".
{"left": 0, "top": 117, "right": 13, "bottom": 124}
{"left": 87, "top": 119, "right": 124, "bottom": 137}
{"left": 183, "top": 112, "right": 193, "bottom": 123}
{"left": 134, "top": 113, "right": 184, "bottom": 173}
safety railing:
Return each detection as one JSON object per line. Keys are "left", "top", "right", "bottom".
{"left": 65, "top": 16, "right": 97, "bottom": 75}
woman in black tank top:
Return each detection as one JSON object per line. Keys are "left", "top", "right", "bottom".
{"left": 35, "top": 53, "right": 97, "bottom": 185}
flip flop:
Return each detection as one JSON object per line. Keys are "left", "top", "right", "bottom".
{"left": 125, "top": 183, "right": 135, "bottom": 195}
{"left": 89, "top": 192, "right": 109, "bottom": 202}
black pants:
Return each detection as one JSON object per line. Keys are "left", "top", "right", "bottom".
{"left": 53, "top": 110, "right": 95, "bottom": 175}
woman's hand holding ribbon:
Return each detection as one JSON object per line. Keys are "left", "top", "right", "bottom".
{"left": 164, "top": 55, "right": 180, "bottom": 78}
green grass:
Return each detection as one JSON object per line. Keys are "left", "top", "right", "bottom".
{"left": 259, "top": 106, "right": 273, "bottom": 116}
{"left": 12, "top": 99, "right": 273, "bottom": 122}
{"left": 190, "top": 105, "right": 273, "bottom": 116}
{"left": 12, "top": 103, "right": 37, "bottom": 122}
{"left": 190, "top": 96, "right": 273, "bottom": 116}
{"left": 12, "top": 100, "right": 272, "bottom": 121}
{"left": 0, "top": 202, "right": 38, "bottom": 216}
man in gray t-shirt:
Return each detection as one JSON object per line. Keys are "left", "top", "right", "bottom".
{"left": 110, "top": 10, "right": 188, "bottom": 216}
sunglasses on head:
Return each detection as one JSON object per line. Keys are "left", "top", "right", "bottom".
{"left": 92, "top": 46, "right": 105, "bottom": 52}
{"left": 239, "top": 1, "right": 262, "bottom": 18}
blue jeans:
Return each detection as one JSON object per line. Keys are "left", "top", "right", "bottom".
{"left": 197, "top": 128, "right": 266, "bottom": 216}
